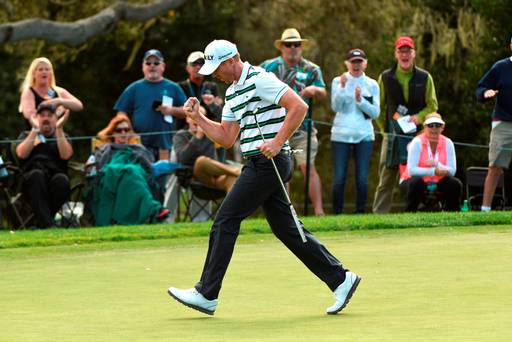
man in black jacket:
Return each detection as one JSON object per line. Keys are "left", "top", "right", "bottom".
{"left": 15, "top": 103, "right": 73, "bottom": 228}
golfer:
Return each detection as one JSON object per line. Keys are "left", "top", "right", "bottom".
{"left": 168, "top": 39, "right": 360, "bottom": 316}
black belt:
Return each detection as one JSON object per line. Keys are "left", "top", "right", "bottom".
{"left": 245, "top": 150, "right": 291, "bottom": 160}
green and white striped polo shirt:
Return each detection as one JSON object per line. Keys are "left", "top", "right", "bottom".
{"left": 222, "top": 62, "right": 290, "bottom": 158}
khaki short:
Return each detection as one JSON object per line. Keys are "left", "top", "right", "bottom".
{"left": 489, "top": 121, "right": 512, "bottom": 168}
{"left": 289, "top": 128, "right": 318, "bottom": 166}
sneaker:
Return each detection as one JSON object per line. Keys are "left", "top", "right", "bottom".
{"left": 156, "top": 208, "right": 170, "bottom": 222}
{"left": 167, "top": 287, "right": 218, "bottom": 315}
{"left": 326, "top": 271, "right": 361, "bottom": 315}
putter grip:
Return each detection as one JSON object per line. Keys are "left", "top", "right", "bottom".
{"left": 289, "top": 204, "right": 307, "bottom": 243}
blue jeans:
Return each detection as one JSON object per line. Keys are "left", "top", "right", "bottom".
{"left": 331, "top": 140, "right": 373, "bottom": 214}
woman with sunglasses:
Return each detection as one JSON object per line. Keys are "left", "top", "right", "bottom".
{"left": 86, "top": 114, "right": 170, "bottom": 226}
{"left": 399, "top": 113, "right": 462, "bottom": 211}
{"left": 97, "top": 113, "right": 139, "bottom": 145}
{"left": 19, "top": 57, "right": 83, "bottom": 128}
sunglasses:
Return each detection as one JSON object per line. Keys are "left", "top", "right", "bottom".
{"left": 283, "top": 42, "right": 301, "bottom": 48}
{"left": 145, "top": 61, "right": 162, "bottom": 66}
{"left": 426, "top": 123, "right": 443, "bottom": 128}
{"left": 190, "top": 59, "right": 205, "bottom": 67}
{"left": 114, "top": 127, "right": 131, "bottom": 133}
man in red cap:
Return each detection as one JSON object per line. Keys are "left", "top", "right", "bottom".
{"left": 372, "top": 36, "right": 438, "bottom": 214}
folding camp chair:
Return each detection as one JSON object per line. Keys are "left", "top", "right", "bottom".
{"left": 0, "top": 141, "right": 35, "bottom": 229}
{"left": 465, "top": 166, "right": 506, "bottom": 210}
{"left": 174, "top": 166, "right": 226, "bottom": 222}
{"left": 0, "top": 139, "right": 85, "bottom": 229}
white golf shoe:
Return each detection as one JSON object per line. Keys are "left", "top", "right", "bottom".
{"left": 326, "top": 271, "right": 361, "bottom": 315}
{"left": 167, "top": 287, "right": 218, "bottom": 315}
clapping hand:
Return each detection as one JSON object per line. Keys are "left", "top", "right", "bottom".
{"left": 56, "top": 109, "right": 70, "bottom": 129}
{"left": 484, "top": 89, "right": 498, "bottom": 99}
{"left": 355, "top": 86, "right": 362, "bottom": 102}
{"left": 339, "top": 72, "right": 348, "bottom": 88}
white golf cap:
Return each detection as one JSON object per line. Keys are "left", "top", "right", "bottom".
{"left": 424, "top": 113, "right": 445, "bottom": 126}
{"left": 199, "top": 39, "right": 238, "bottom": 75}
{"left": 187, "top": 51, "right": 204, "bottom": 64}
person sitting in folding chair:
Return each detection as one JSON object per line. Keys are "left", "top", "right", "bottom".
{"left": 173, "top": 115, "right": 241, "bottom": 193}
{"left": 85, "top": 114, "right": 172, "bottom": 226}
{"left": 399, "top": 112, "right": 462, "bottom": 212}
{"left": 15, "top": 103, "right": 73, "bottom": 228}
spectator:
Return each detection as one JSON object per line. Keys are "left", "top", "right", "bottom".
{"left": 86, "top": 114, "right": 170, "bottom": 226}
{"left": 114, "top": 49, "right": 187, "bottom": 161}
{"left": 177, "top": 51, "right": 223, "bottom": 131}
{"left": 399, "top": 113, "right": 461, "bottom": 212}
{"left": 96, "top": 113, "right": 140, "bottom": 146}
{"left": 261, "top": 28, "right": 327, "bottom": 215}
{"left": 15, "top": 103, "right": 73, "bottom": 228}
{"left": 19, "top": 57, "right": 83, "bottom": 128}
{"left": 173, "top": 116, "right": 240, "bottom": 192}
{"left": 475, "top": 36, "right": 512, "bottom": 212}
{"left": 372, "top": 36, "right": 438, "bottom": 213}
{"left": 330, "top": 49, "right": 380, "bottom": 214}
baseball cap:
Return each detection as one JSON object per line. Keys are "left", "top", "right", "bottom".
{"left": 187, "top": 51, "right": 205, "bottom": 65}
{"left": 36, "top": 103, "right": 57, "bottom": 115}
{"left": 395, "top": 36, "right": 415, "bottom": 49}
{"left": 199, "top": 40, "right": 238, "bottom": 75}
{"left": 143, "top": 49, "right": 164, "bottom": 61}
{"left": 346, "top": 48, "right": 367, "bottom": 61}
{"left": 424, "top": 113, "right": 445, "bottom": 126}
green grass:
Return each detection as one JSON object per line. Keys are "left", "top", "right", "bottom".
{"left": 1, "top": 225, "right": 511, "bottom": 341}
{"left": 2, "top": 211, "right": 512, "bottom": 249}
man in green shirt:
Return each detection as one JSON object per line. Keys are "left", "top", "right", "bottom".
{"left": 372, "top": 36, "right": 438, "bottom": 214}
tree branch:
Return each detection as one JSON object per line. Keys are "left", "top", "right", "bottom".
{"left": 0, "top": 0, "right": 187, "bottom": 46}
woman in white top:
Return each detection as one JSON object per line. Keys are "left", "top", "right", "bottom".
{"left": 399, "top": 113, "right": 462, "bottom": 211}
{"left": 330, "top": 48, "right": 380, "bottom": 214}
{"left": 19, "top": 57, "right": 83, "bottom": 128}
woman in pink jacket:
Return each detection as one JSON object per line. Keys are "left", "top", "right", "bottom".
{"left": 399, "top": 113, "right": 462, "bottom": 211}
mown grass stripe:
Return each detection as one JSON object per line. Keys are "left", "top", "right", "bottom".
{"left": 2, "top": 212, "right": 512, "bottom": 249}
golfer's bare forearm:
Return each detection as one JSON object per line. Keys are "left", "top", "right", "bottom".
{"left": 193, "top": 113, "right": 239, "bottom": 148}
{"left": 274, "top": 103, "right": 308, "bottom": 147}
{"left": 273, "top": 91, "right": 308, "bottom": 147}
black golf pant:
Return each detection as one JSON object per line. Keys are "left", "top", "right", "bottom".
{"left": 23, "top": 169, "right": 70, "bottom": 228}
{"left": 195, "top": 152, "right": 346, "bottom": 300}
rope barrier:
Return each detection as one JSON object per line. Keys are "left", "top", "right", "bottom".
{"left": 314, "top": 119, "right": 497, "bottom": 151}
{"left": 0, "top": 120, "right": 499, "bottom": 152}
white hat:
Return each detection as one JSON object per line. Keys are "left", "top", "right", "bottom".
{"left": 424, "top": 114, "right": 445, "bottom": 126}
{"left": 199, "top": 40, "right": 238, "bottom": 75}
{"left": 187, "top": 51, "right": 204, "bottom": 64}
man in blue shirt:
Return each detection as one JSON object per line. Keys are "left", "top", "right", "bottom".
{"left": 261, "top": 28, "right": 327, "bottom": 215}
{"left": 476, "top": 37, "right": 512, "bottom": 211}
{"left": 114, "top": 49, "right": 187, "bottom": 160}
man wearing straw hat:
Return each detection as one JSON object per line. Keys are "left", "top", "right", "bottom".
{"left": 261, "top": 28, "right": 327, "bottom": 216}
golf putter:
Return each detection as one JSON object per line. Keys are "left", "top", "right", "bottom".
{"left": 252, "top": 108, "right": 307, "bottom": 243}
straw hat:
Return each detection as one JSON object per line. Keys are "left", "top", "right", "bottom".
{"left": 274, "top": 28, "right": 309, "bottom": 49}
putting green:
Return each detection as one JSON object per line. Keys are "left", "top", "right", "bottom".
{"left": 1, "top": 226, "right": 511, "bottom": 341}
